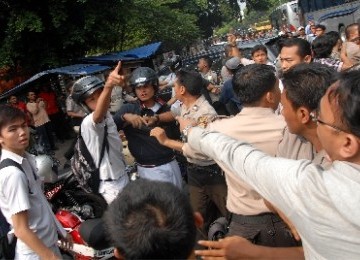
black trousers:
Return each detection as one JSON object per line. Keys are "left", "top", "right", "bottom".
{"left": 228, "top": 213, "right": 301, "bottom": 247}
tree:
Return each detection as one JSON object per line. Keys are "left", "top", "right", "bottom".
{"left": 0, "top": 0, "right": 202, "bottom": 79}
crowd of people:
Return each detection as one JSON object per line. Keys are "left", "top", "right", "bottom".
{"left": 0, "top": 22, "right": 359, "bottom": 259}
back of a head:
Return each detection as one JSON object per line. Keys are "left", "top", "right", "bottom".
{"left": 329, "top": 70, "right": 360, "bottom": 138}
{"left": 326, "top": 31, "right": 341, "bottom": 47}
{"left": 233, "top": 64, "right": 276, "bottom": 105}
{"left": 104, "top": 179, "right": 196, "bottom": 259}
{"left": 282, "top": 63, "right": 339, "bottom": 111}
{"left": 279, "top": 38, "right": 311, "bottom": 58}
{"left": 312, "top": 34, "right": 334, "bottom": 59}
{"left": 175, "top": 69, "right": 204, "bottom": 96}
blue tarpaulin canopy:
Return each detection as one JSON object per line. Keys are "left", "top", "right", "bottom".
{"left": 81, "top": 42, "right": 162, "bottom": 64}
{"left": 0, "top": 64, "right": 110, "bottom": 100}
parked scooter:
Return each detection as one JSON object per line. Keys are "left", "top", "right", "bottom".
{"left": 56, "top": 210, "right": 114, "bottom": 260}
{"left": 36, "top": 155, "right": 111, "bottom": 259}
{"left": 36, "top": 155, "right": 107, "bottom": 219}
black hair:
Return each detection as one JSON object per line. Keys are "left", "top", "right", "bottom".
{"left": 312, "top": 34, "right": 334, "bottom": 58}
{"left": 175, "top": 69, "right": 203, "bottom": 96}
{"left": 251, "top": 45, "right": 268, "bottom": 56}
{"left": 328, "top": 70, "right": 360, "bottom": 137}
{"left": 0, "top": 105, "right": 26, "bottom": 132}
{"left": 326, "top": 31, "right": 341, "bottom": 47}
{"left": 315, "top": 24, "right": 326, "bottom": 31}
{"left": 200, "top": 55, "right": 213, "bottom": 68}
{"left": 232, "top": 64, "right": 276, "bottom": 105}
{"left": 282, "top": 63, "right": 338, "bottom": 111}
{"left": 103, "top": 179, "right": 196, "bottom": 259}
{"left": 279, "top": 38, "right": 312, "bottom": 58}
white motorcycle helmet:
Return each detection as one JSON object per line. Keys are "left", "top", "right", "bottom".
{"left": 35, "top": 155, "right": 58, "bottom": 183}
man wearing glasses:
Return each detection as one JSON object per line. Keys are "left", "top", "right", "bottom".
{"left": 181, "top": 70, "right": 360, "bottom": 259}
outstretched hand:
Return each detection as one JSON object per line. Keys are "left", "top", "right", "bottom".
{"left": 150, "top": 127, "right": 168, "bottom": 145}
{"left": 195, "top": 236, "right": 259, "bottom": 260}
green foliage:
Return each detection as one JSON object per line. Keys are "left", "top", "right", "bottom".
{"left": 0, "top": 0, "right": 247, "bottom": 77}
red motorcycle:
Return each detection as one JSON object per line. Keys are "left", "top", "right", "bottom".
{"left": 36, "top": 155, "right": 113, "bottom": 259}
{"left": 56, "top": 210, "right": 114, "bottom": 260}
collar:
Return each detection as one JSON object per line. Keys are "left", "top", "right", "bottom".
{"left": 181, "top": 95, "right": 206, "bottom": 112}
{"left": 239, "top": 106, "right": 276, "bottom": 115}
{"left": 0, "top": 149, "right": 26, "bottom": 165}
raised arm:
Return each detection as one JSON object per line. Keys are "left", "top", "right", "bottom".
{"left": 93, "top": 62, "right": 124, "bottom": 123}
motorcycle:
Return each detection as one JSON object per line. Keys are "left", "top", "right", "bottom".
{"left": 56, "top": 210, "right": 114, "bottom": 260}
{"left": 36, "top": 155, "right": 112, "bottom": 259}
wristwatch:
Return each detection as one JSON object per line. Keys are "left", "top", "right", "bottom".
{"left": 181, "top": 125, "right": 193, "bottom": 143}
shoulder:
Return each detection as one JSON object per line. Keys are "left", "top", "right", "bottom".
{"left": 0, "top": 166, "right": 26, "bottom": 187}
{"left": 81, "top": 113, "right": 94, "bottom": 127}
{"left": 197, "top": 96, "right": 217, "bottom": 114}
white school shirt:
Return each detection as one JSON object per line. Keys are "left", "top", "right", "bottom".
{"left": 0, "top": 150, "right": 66, "bottom": 255}
{"left": 81, "top": 112, "right": 127, "bottom": 181}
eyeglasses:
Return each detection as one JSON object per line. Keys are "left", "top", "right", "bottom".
{"left": 316, "top": 117, "right": 348, "bottom": 133}
{"left": 311, "top": 111, "right": 348, "bottom": 133}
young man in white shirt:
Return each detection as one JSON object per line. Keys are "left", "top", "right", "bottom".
{"left": 0, "top": 105, "right": 72, "bottom": 259}
{"left": 71, "top": 62, "right": 129, "bottom": 204}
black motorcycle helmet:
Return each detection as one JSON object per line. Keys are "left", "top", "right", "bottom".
{"left": 129, "top": 67, "right": 159, "bottom": 93}
{"left": 71, "top": 76, "right": 104, "bottom": 114}
{"left": 168, "top": 55, "right": 182, "bottom": 72}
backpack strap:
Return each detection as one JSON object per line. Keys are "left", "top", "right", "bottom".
{"left": 0, "top": 159, "right": 24, "bottom": 173}
{"left": 78, "top": 122, "right": 109, "bottom": 169}
{"left": 98, "top": 124, "right": 108, "bottom": 168}
{"left": 0, "top": 158, "right": 32, "bottom": 194}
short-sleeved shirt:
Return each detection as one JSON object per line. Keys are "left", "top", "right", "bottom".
{"left": 191, "top": 107, "right": 286, "bottom": 215}
{"left": 276, "top": 127, "right": 331, "bottom": 168}
{"left": 0, "top": 150, "right": 64, "bottom": 255}
{"left": 81, "top": 112, "right": 127, "bottom": 181}
{"left": 174, "top": 95, "right": 218, "bottom": 166}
